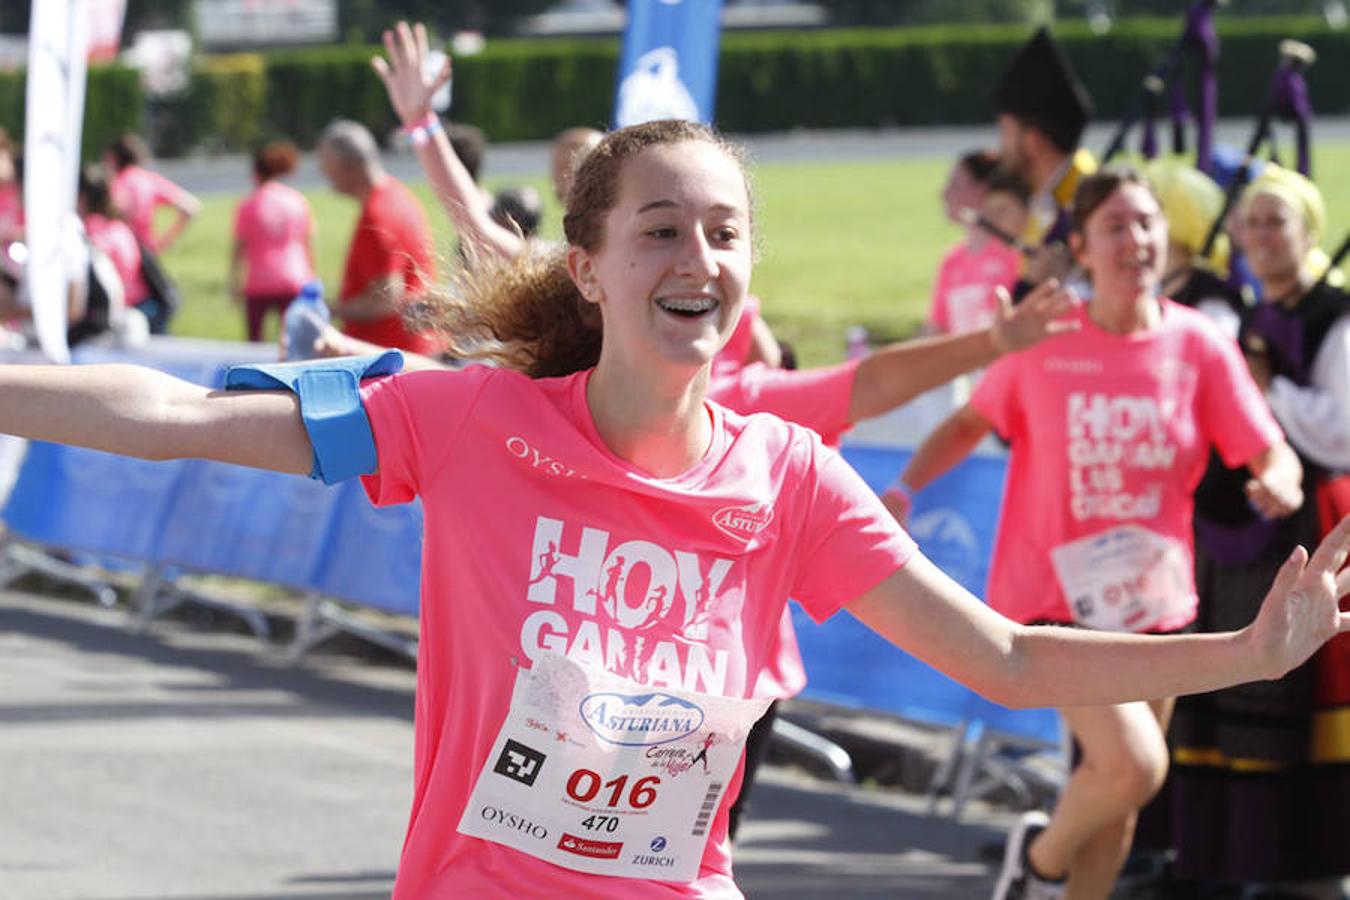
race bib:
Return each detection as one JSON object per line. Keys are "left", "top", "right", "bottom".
{"left": 1050, "top": 525, "right": 1194, "bottom": 633}
{"left": 458, "top": 652, "right": 770, "bottom": 882}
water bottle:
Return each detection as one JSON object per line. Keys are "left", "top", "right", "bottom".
{"left": 284, "top": 280, "right": 329, "bottom": 361}
{"left": 845, "top": 325, "right": 870, "bottom": 360}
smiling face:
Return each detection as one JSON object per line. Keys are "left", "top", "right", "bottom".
{"left": 568, "top": 140, "right": 752, "bottom": 373}
{"left": 1239, "top": 191, "right": 1311, "bottom": 290}
{"left": 1071, "top": 181, "right": 1168, "bottom": 301}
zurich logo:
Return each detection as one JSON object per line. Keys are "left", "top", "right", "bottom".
{"left": 650, "top": 836, "right": 668, "bottom": 853}
{"left": 579, "top": 691, "right": 705, "bottom": 747}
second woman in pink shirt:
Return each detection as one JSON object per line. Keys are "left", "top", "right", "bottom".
{"left": 895, "top": 166, "right": 1305, "bottom": 900}
{"left": 230, "top": 142, "right": 317, "bottom": 342}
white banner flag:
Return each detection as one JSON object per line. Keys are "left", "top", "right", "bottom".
{"left": 25, "top": 0, "right": 90, "bottom": 364}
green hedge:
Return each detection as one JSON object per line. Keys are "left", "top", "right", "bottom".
{"left": 5, "top": 17, "right": 1349, "bottom": 159}
{"left": 721, "top": 17, "right": 1350, "bottom": 131}
{"left": 262, "top": 45, "right": 408, "bottom": 148}
{"left": 0, "top": 65, "right": 143, "bottom": 161}
{"left": 189, "top": 54, "right": 268, "bottom": 152}
{"left": 152, "top": 53, "right": 268, "bottom": 157}
{"left": 252, "top": 16, "right": 1350, "bottom": 146}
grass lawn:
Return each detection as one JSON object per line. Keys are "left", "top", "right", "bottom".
{"left": 162, "top": 143, "right": 1350, "bottom": 369}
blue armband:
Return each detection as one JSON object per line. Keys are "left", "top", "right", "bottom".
{"left": 223, "top": 351, "right": 403, "bottom": 485}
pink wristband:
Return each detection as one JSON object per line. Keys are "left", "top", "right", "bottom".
{"left": 403, "top": 112, "right": 441, "bottom": 147}
{"left": 882, "top": 483, "right": 911, "bottom": 503}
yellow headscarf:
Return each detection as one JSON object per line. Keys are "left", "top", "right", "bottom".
{"left": 1146, "top": 158, "right": 1230, "bottom": 276}
{"left": 1239, "top": 163, "right": 1339, "bottom": 284}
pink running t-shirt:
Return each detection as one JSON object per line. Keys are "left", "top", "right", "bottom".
{"left": 971, "top": 300, "right": 1282, "bottom": 629}
{"left": 360, "top": 365, "right": 915, "bottom": 898}
{"left": 0, "top": 182, "right": 21, "bottom": 243}
{"left": 712, "top": 295, "right": 762, "bottom": 378}
{"left": 929, "top": 239, "right": 1020, "bottom": 335}
{"left": 709, "top": 359, "right": 861, "bottom": 699}
{"left": 109, "top": 165, "right": 194, "bottom": 250}
{"left": 233, "top": 180, "right": 314, "bottom": 298}
{"left": 83, "top": 212, "right": 148, "bottom": 305}
{"left": 709, "top": 359, "right": 858, "bottom": 450}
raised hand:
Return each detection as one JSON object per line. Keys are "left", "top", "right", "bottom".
{"left": 371, "top": 21, "right": 451, "bottom": 128}
{"left": 990, "top": 280, "right": 1081, "bottom": 355}
{"left": 1247, "top": 514, "right": 1350, "bottom": 679}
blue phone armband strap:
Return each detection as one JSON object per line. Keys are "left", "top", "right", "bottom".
{"left": 223, "top": 351, "right": 404, "bottom": 485}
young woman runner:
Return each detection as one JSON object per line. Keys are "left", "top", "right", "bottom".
{"left": 1, "top": 54, "right": 1346, "bottom": 897}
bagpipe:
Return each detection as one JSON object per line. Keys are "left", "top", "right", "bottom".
{"left": 1197, "top": 37, "right": 1317, "bottom": 262}
{"left": 1100, "top": 0, "right": 1223, "bottom": 173}
{"left": 1095, "top": 0, "right": 1320, "bottom": 269}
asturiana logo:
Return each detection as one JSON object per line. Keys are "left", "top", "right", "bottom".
{"left": 579, "top": 692, "right": 705, "bottom": 747}
{"left": 712, "top": 502, "right": 773, "bottom": 542}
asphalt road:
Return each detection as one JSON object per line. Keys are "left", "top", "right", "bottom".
{"left": 0, "top": 587, "right": 1014, "bottom": 899}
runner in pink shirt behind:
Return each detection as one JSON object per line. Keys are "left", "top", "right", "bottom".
{"left": 103, "top": 133, "right": 200, "bottom": 254}
{"left": 929, "top": 167, "right": 1030, "bottom": 338}
{"left": 0, "top": 128, "right": 21, "bottom": 249}
{"left": 230, "top": 142, "right": 316, "bottom": 342}
{"left": 712, "top": 294, "right": 781, "bottom": 377}
{"left": 893, "top": 167, "right": 1306, "bottom": 900}
{"left": 78, "top": 166, "right": 148, "bottom": 308}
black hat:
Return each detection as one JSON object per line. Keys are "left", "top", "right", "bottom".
{"left": 994, "top": 28, "right": 1093, "bottom": 154}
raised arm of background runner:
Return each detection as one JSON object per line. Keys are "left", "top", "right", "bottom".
{"left": 371, "top": 21, "right": 526, "bottom": 261}
{"left": 850, "top": 281, "right": 1077, "bottom": 422}
{"left": 315, "top": 280, "right": 1082, "bottom": 409}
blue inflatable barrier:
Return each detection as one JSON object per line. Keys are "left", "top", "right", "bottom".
{"left": 310, "top": 483, "right": 423, "bottom": 616}
{"left": 813, "top": 444, "right": 1060, "bottom": 745}
{"left": 4, "top": 442, "right": 187, "bottom": 564}
{"left": 154, "top": 460, "right": 343, "bottom": 591}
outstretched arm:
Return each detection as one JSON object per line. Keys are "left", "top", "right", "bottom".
{"left": 881, "top": 404, "right": 993, "bottom": 522}
{"left": 0, "top": 365, "right": 312, "bottom": 475}
{"left": 847, "top": 515, "right": 1350, "bottom": 709}
{"left": 371, "top": 21, "right": 524, "bottom": 261}
{"left": 847, "top": 280, "right": 1077, "bottom": 423}
{"left": 152, "top": 198, "right": 199, "bottom": 254}
{"left": 1245, "top": 440, "right": 1304, "bottom": 519}
{"left": 744, "top": 316, "right": 782, "bottom": 369}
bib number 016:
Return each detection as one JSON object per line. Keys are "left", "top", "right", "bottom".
{"left": 566, "top": 769, "right": 661, "bottom": 810}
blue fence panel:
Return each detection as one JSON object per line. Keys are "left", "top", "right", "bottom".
{"left": 810, "top": 443, "right": 1057, "bottom": 741}
{"left": 3, "top": 442, "right": 187, "bottom": 563}
{"left": 310, "top": 482, "right": 423, "bottom": 616}
{"left": 153, "top": 461, "right": 342, "bottom": 590}
{"left": 790, "top": 601, "right": 972, "bottom": 727}
{"left": 840, "top": 444, "right": 1006, "bottom": 597}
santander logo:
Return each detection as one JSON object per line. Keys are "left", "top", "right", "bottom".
{"left": 712, "top": 503, "right": 773, "bottom": 542}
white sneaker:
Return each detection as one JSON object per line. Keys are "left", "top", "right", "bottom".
{"left": 991, "top": 810, "right": 1065, "bottom": 900}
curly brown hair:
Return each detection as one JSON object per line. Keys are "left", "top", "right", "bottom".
{"left": 419, "top": 119, "right": 749, "bottom": 378}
